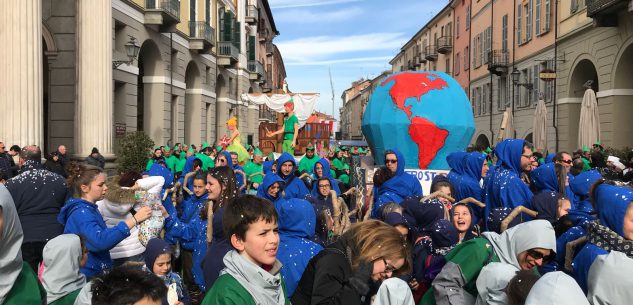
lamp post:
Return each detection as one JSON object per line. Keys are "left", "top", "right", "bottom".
{"left": 113, "top": 36, "right": 141, "bottom": 69}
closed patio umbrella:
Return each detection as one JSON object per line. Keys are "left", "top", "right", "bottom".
{"left": 500, "top": 107, "right": 515, "bottom": 140}
{"left": 532, "top": 99, "right": 548, "bottom": 152}
{"left": 578, "top": 89, "right": 600, "bottom": 149}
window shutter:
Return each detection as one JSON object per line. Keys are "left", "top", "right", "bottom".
{"left": 527, "top": 0, "right": 532, "bottom": 41}
{"left": 233, "top": 21, "right": 241, "bottom": 48}
{"left": 545, "top": 0, "right": 551, "bottom": 31}
{"left": 517, "top": 4, "right": 522, "bottom": 44}
{"left": 536, "top": 0, "right": 541, "bottom": 36}
{"left": 502, "top": 15, "right": 508, "bottom": 51}
{"left": 248, "top": 36, "right": 256, "bottom": 60}
{"left": 222, "top": 11, "right": 233, "bottom": 42}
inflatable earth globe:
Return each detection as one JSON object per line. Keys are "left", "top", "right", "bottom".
{"left": 362, "top": 71, "right": 475, "bottom": 169}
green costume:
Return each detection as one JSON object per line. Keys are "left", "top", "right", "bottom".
{"left": 243, "top": 161, "right": 264, "bottom": 185}
{"left": 298, "top": 146, "right": 319, "bottom": 174}
{"left": 145, "top": 159, "right": 155, "bottom": 171}
{"left": 338, "top": 164, "right": 350, "bottom": 185}
{"left": 201, "top": 273, "right": 290, "bottom": 305}
{"left": 196, "top": 153, "right": 214, "bottom": 171}
{"left": 3, "top": 262, "right": 46, "bottom": 305}
{"left": 282, "top": 114, "right": 299, "bottom": 155}
{"left": 164, "top": 155, "right": 178, "bottom": 173}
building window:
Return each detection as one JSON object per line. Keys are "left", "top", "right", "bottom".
{"left": 545, "top": 0, "right": 551, "bottom": 32}
{"left": 482, "top": 84, "right": 488, "bottom": 114}
{"left": 464, "top": 46, "right": 469, "bottom": 70}
{"left": 456, "top": 16, "right": 460, "bottom": 38}
{"left": 446, "top": 58, "right": 451, "bottom": 75}
{"left": 455, "top": 52, "right": 461, "bottom": 75}
{"left": 497, "top": 77, "right": 506, "bottom": 110}
{"left": 535, "top": 0, "right": 541, "bottom": 36}
{"left": 466, "top": 5, "right": 471, "bottom": 30}
{"left": 483, "top": 27, "right": 491, "bottom": 64}
{"left": 525, "top": 1, "right": 532, "bottom": 42}
{"left": 523, "top": 68, "right": 530, "bottom": 107}
{"left": 502, "top": 15, "right": 508, "bottom": 51}
{"left": 517, "top": 4, "right": 522, "bottom": 44}
{"left": 533, "top": 64, "right": 540, "bottom": 104}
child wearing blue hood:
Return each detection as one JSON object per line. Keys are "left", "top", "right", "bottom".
{"left": 143, "top": 238, "right": 191, "bottom": 305}
{"left": 274, "top": 152, "right": 310, "bottom": 199}
{"left": 372, "top": 149, "right": 423, "bottom": 218}
{"left": 58, "top": 162, "right": 153, "bottom": 279}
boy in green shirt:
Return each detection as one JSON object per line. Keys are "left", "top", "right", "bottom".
{"left": 202, "top": 195, "right": 290, "bottom": 305}
{"left": 267, "top": 99, "right": 299, "bottom": 155}
{"left": 243, "top": 148, "right": 265, "bottom": 191}
{"left": 298, "top": 143, "right": 319, "bottom": 175}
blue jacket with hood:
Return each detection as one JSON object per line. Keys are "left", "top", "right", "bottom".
{"left": 274, "top": 152, "right": 310, "bottom": 199}
{"left": 455, "top": 152, "right": 486, "bottom": 224}
{"left": 58, "top": 198, "right": 130, "bottom": 279}
{"left": 372, "top": 149, "right": 423, "bottom": 218}
{"left": 569, "top": 170, "right": 602, "bottom": 214}
{"left": 483, "top": 139, "right": 534, "bottom": 230}
{"left": 276, "top": 198, "right": 323, "bottom": 297}
{"left": 310, "top": 158, "right": 341, "bottom": 197}
{"left": 201, "top": 206, "right": 231, "bottom": 289}
{"left": 221, "top": 151, "right": 245, "bottom": 192}
{"left": 446, "top": 151, "right": 468, "bottom": 195}
{"left": 572, "top": 184, "right": 633, "bottom": 292}
{"left": 256, "top": 173, "right": 285, "bottom": 204}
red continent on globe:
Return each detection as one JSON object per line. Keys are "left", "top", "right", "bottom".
{"left": 381, "top": 72, "right": 448, "bottom": 118}
{"left": 409, "top": 117, "right": 449, "bottom": 169}
{"left": 381, "top": 72, "right": 450, "bottom": 169}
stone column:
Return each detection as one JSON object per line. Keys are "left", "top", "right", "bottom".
{"left": 74, "top": 0, "right": 114, "bottom": 158}
{"left": 0, "top": 1, "right": 43, "bottom": 147}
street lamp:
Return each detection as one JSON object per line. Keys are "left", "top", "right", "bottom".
{"left": 113, "top": 36, "right": 141, "bottom": 69}
{"left": 511, "top": 68, "right": 533, "bottom": 90}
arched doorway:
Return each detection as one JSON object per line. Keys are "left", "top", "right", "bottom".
{"left": 567, "top": 58, "right": 599, "bottom": 150}
{"left": 185, "top": 61, "right": 201, "bottom": 144}
{"left": 136, "top": 39, "right": 164, "bottom": 143}
{"left": 475, "top": 134, "right": 490, "bottom": 151}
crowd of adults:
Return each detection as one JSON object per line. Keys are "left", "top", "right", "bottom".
{"left": 1, "top": 138, "right": 632, "bottom": 305}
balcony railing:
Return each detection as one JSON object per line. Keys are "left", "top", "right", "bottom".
{"left": 487, "top": 50, "right": 510, "bottom": 76}
{"left": 218, "top": 41, "right": 239, "bottom": 64}
{"left": 248, "top": 60, "right": 265, "bottom": 78}
{"left": 425, "top": 45, "right": 438, "bottom": 61}
{"left": 189, "top": 22, "right": 215, "bottom": 46}
{"left": 246, "top": 5, "right": 259, "bottom": 24}
{"left": 587, "top": 0, "right": 627, "bottom": 17}
{"left": 145, "top": 0, "right": 180, "bottom": 21}
{"left": 419, "top": 52, "right": 427, "bottom": 64}
{"left": 437, "top": 36, "right": 453, "bottom": 54}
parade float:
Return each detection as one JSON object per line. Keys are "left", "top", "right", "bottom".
{"left": 355, "top": 71, "right": 475, "bottom": 195}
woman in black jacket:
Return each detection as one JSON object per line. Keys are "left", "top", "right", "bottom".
{"left": 292, "top": 220, "right": 412, "bottom": 305}
{"left": 44, "top": 151, "right": 66, "bottom": 177}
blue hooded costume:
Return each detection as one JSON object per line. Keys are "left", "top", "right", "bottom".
{"left": 402, "top": 197, "right": 445, "bottom": 242}
{"left": 219, "top": 151, "right": 245, "bottom": 192}
{"left": 572, "top": 184, "right": 633, "bottom": 292}
{"left": 263, "top": 160, "right": 274, "bottom": 175}
{"left": 545, "top": 153, "right": 556, "bottom": 164}
{"left": 146, "top": 163, "right": 177, "bottom": 217}
{"left": 274, "top": 152, "right": 310, "bottom": 199}
{"left": 446, "top": 152, "right": 468, "bottom": 191}
{"left": 530, "top": 163, "right": 564, "bottom": 224}
{"left": 372, "top": 149, "right": 423, "bottom": 218}
{"left": 58, "top": 198, "right": 130, "bottom": 279}
{"left": 483, "top": 139, "right": 533, "bottom": 231}
{"left": 163, "top": 205, "right": 210, "bottom": 291}
{"left": 276, "top": 198, "right": 323, "bottom": 297}
{"left": 143, "top": 238, "right": 191, "bottom": 305}
{"left": 569, "top": 170, "right": 602, "bottom": 214}
{"left": 311, "top": 158, "right": 341, "bottom": 197}
{"left": 455, "top": 152, "right": 486, "bottom": 224}
{"left": 256, "top": 173, "right": 285, "bottom": 204}
{"left": 201, "top": 207, "right": 231, "bottom": 289}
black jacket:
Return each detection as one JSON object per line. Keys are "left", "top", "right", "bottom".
{"left": 292, "top": 237, "right": 374, "bottom": 305}
{"left": 0, "top": 152, "right": 17, "bottom": 178}
{"left": 5, "top": 160, "right": 68, "bottom": 243}
{"left": 44, "top": 158, "right": 66, "bottom": 178}
{"left": 86, "top": 153, "right": 105, "bottom": 169}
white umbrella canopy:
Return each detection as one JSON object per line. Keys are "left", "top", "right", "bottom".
{"left": 578, "top": 89, "right": 600, "bottom": 149}
{"left": 500, "top": 107, "right": 515, "bottom": 140}
{"left": 533, "top": 99, "right": 548, "bottom": 152}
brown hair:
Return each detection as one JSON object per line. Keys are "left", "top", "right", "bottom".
{"left": 343, "top": 220, "right": 412, "bottom": 276}
{"left": 66, "top": 162, "right": 104, "bottom": 197}
{"left": 506, "top": 270, "right": 540, "bottom": 305}
{"left": 118, "top": 171, "right": 142, "bottom": 187}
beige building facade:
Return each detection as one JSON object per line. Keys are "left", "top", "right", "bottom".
{"left": 0, "top": 0, "right": 285, "bottom": 160}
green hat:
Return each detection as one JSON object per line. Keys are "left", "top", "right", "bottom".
{"left": 187, "top": 148, "right": 194, "bottom": 154}
{"left": 335, "top": 147, "right": 341, "bottom": 152}
{"left": 216, "top": 145, "right": 222, "bottom": 152}
{"left": 254, "top": 148, "right": 263, "bottom": 156}
{"left": 268, "top": 153, "right": 275, "bottom": 160}
{"left": 341, "top": 146, "right": 348, "bottom": 150}
{"left": 163, "top": 145, "right": 171, "bottom": 152}
{"left": 306, "top": 142, "right": 315, "bottom": 150}
{"left": 594, "top": 140, "right": 601, "bottom": 145}
{"left": 201, "top": 142, "right": 210, "bottom": 149}
{"left": 485, "top": 147, "right": 493, "bottom": 153}
{"left": 582, "top": 146, "right": 590, "bottom": 152}
{"left": 154, "top": 146, "right": 161, "bottom": 151}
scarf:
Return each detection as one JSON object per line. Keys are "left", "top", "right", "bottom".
{"left": 221, "top": 250, "right": 286, "bottom": 305}
{"left": 587, "top": 220, "right": 633, "bottom": 257}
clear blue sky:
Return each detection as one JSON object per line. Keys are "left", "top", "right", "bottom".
{"left": 270, "top": 0, "right": 450, "bottom": 120}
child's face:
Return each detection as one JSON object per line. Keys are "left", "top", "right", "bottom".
{"left": 234, "top": 218, "right": 279, "bottom": 267}
{"left": 206, "top": 175, "right": 223, "bottom": 201}
{"left": 152, "top": 253, "right": 172, "bottom": 276}
{"left": 557, "top": 199, "right": 571, "bottom": 219}
{"left": 193, "top": 179, "right": 206, "bottom": 197}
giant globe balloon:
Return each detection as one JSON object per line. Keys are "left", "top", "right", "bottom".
{"left": 362, "top": 71, "right": 475, "bottom": 169}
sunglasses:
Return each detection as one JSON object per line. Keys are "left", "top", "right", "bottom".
{"left": 382, "top": 258, "right": 397, "bottom": 273}
{"left": 526, "top": 249, "right": 553, "bottom": 263}
{"left": 385, "top": 159, "right": 398, "bottom": 164}
{"left": 561, "top": 159, "right": 572, "bottom": 164}
{"left": 318, "top": 184, "right": 331, "bottom": 188}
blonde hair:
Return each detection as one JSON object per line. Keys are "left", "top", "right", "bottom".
{"left": 227, "top": 117, "right": 237, "bottom": 127}
{"left": 344, "top": 220, "right": 412, "bottom": 275}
